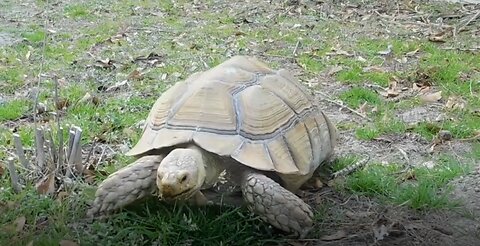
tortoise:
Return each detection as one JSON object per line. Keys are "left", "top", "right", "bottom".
{"left": 87, "top": 55, "right": 337, "bottom": 238}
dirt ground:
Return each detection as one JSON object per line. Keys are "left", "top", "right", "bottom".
{"left": 1, "top": 0, "right": 479, "bottom": 245}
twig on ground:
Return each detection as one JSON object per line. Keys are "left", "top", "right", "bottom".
{"left": 458, "top": 132, "right": 480, "bottom": 142}
{"left": 396, "top": 147, "right": 414, "bottom": 169}
{"left": 13, "top": 133, "right": 30, "bottom": 169}
{"left": 6, "top": 157, "right": 22, "bottom": 193}
{"left": 95, "top": 145, "right": 107, "bottom": 170}
{"left": 292, "top": 40, "right": 301, "bottom": 57}
{"left": 455, "top": 10, "right": 480, "bottom": 35}
{"left": 440, "top": 46, "right": 480, "bottom": 52}
{"left": 46, "top": 128, "right": 57, "bottom": 165}
{"left": 82, "top": 140, "right": 97, "bottom": 173}
{"left": 316, "top": 91, "right": 371, "bottom": 121}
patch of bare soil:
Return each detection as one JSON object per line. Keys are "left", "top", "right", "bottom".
{"left": 302, "top": 188, "right": 480, "bottom": 246}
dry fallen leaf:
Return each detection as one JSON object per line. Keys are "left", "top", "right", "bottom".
{"left": 444, "top": 96, "right": 466, "bottom": 110}
{"left": 35, "top": 173, "right": 55, "bottom": 195}
{"left": 320, "top": 230, "right": 347, "bottom": 241}
{"left": 405, "top": 49, "right": 419, "bottom": 57}
{"left": 94, "top": 59, "right": 116, "bottom": 69}
{"left": 357, "top": 56, "right": 367, "bottom": 62}
{"left": 107, "top": 33, "right": 126, "bottom": 43}
{"left": 419, "top": 91, "right": 442, "bottom": 102}
{"left": 14, "top": 216, "right": 26, "bottom": 232}
{"left": 134, "top": 52, "right": 164, "bottom": 66}
{"left": 421, "top": 160, "right": 436, "bottom": 169}
{"left": 357, "top": 102, "right": 369, "bottom": 116}
{"left": 56, "top": 191, "right": 69, "bottom": 203}
{"left": 55, "top": 98, "right": 70, "bottom": 110}
{"left": 363, "top": 65, "right": 386, "bottom": 73}
{"left": 428, "top": 35, "right": 446, "bottom": 43}
{"left": 428, "top": 27, "right": 453, "bottom": 43}
{"left": 379, "top": 80, "right": 401, "bottom": 98}
{"left": 59, "top": 240, "right": 79, "bottom": 246}
{"left": 377, "top": 44, "right": 393, "bottom": 55}
{"left": 325, "top": 65, "right": 343, "bottom": 76}
{"left": 83, "top": 168, "right": 96, "bottom": 184}
{"left": 57, "top": 77, "right": 68, "bottom": 87}
{"left": 78, "top": 92, "right": 92, "bottom": 104}
{"left": 345, "top": 211, "right": 374, "bottom": 219}
{"left": 105, "top": 80, "right": 129, "bottom": 92}
{"left": 127, "top": 69, "right": 144, "bottom": 80}
{"left": 325, "top": 48, "right": 354, "bottom": 57}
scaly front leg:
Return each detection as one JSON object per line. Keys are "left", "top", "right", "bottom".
{"left": 87, "top": 155, "right": 164, "bottom": 217}
{"left": 241, "top": 172, "right": 313, "bottom": 239}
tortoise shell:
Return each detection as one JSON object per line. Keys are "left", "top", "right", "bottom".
{"left": 127, "top": 56, "right": 336, "bottom": 176}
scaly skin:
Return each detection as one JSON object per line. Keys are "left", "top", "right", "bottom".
{"left": 241, "top": 172, "right": 313, "bottom": 239}
{"left": 87, "top": 155, "right": 164, "bottom": 217}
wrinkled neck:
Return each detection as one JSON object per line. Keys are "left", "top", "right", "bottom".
{"left": 186, "top": 144, "right": 224, "bottom": 188}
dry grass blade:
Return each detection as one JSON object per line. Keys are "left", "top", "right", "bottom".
{"left": 455, "top": 10, "right": 480, "bottom": 35}
{"left": 316, "top": 90, "right": 372, "bottom": 121}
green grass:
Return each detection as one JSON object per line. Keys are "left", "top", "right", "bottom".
{"left": 0, "top": 99, "right": 30, "bottom": 122}
{"left": 332, "top": 155, "right": 471, "bottom": 210}
{"left": 338, "top": 87, "right": 381, "bottom": 109}
{"left": 64, "top": 4, "right": 91, "bottom": 19}
{"left": 0, "top": 181, "right": 280, "bottom": 246}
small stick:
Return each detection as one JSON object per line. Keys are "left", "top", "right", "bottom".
{"left": 292, "top": 40, "right": 301, "bottom": 57}
{"left": 13, "top": 133, "right": 30, "bottom": 169}
{"left": 456, "top": 10, "right": 480, "bottom": 35}
{"left": 44, "top": 139, "right": 55, "bottom": 173}
{"left": 57, "top": 126, "right": 64, "bottom": 172}
{"left": 68, "top": 127, "right": 83, "bottom": 175}
{"left": 6, "top": 157, "right": 22, "bottom": 193}
{"left": 67, "top": 128, "right": 75, "bottom": 162}
{"left": 35, "top": 127, "right": 46, "bottom": 169}
{"left": 316, "top": 91, "right": 371, "bottom": 121}
{"left": 82, "top": 140, "right": 97, "bottom": 173}
{"left": 396, "top": 147, "right": 413, "bottom": 169}
{"left": 46, "top": 128, "right": 57, "bottom": 164}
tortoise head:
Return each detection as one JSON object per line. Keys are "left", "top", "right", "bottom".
{"left": 156, "top": 148, "right": 206, "bottom": 201}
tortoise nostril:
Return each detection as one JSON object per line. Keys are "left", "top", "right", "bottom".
{"left": 180, "top": 174, "right": 188, "bottom": 183}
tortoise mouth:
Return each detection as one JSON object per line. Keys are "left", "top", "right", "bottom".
{"left": 162, "top": 187, "right": 195, "bottom": 200}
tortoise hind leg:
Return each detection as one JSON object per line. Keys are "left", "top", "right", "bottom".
{"left": 240, "top": 172, "right": 313, "bottom": 238}
{"left": 87, "top": 155, "right": 164, "bottom": 217}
